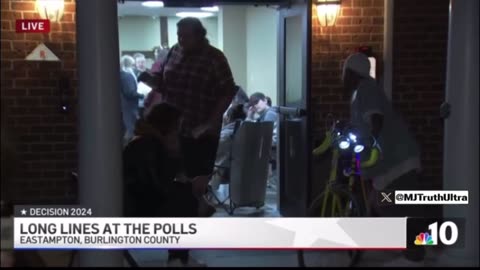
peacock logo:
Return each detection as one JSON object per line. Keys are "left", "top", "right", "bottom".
{"left": 414, "top": 232, "right": 434, "bottom": 245}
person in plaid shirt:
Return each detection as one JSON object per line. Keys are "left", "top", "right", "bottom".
{"left": 139, "top": 18, "right": 237, "bottom": 266}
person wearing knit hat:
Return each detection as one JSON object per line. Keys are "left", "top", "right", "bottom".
{"left": 342, "top": 53, "right": 425, "bottom": 266}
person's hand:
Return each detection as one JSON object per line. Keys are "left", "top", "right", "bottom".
{"left": 247, "top": 106, "right": 256, "bottom": 119}
{"left": 192, "top": 121, "right": 220, "bottom": 139}
{"left": 192, "top": 124, "right": 210, "bottom": 139}
{"left": 191, "top": 175, "right": 211, "bottom": 197}
{"left": 137, "top": 71, "right": 152, "bottom": 83}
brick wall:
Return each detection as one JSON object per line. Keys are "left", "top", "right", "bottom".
{"left": 311, "top": 0, "right": 385, "bottom": 141}
{"left": 1, "top": 0, "right": 78, "bottom": 204}
{"left": 393, "top": 0, "right": 449, "bottom": 189}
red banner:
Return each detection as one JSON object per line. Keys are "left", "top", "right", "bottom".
{"left": 15, "top": 19, "right": 50, "bottom": 33}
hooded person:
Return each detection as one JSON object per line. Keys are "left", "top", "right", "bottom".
{"left": 343, "top": 53, "right": 425, "bottom": 266}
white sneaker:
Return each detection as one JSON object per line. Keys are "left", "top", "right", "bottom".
{"left": 383, "top": 256, "right": 426, "bottom": 267}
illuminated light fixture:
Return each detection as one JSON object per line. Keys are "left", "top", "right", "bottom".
{"left": 142, "top": 1, "right": 164, "bottom": 8}
{"left": 36, "top": 0, "right": 64, "bottom": 22}
{"left": 201, "top": 6, "right": 219, "bottom": 12}
{"left": 315, "top": 0, "right": 341, "bottom": 27}
{"left": 176, "top": 12, "right": 214, "bottom": 18}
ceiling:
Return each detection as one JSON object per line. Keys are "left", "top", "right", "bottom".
{"left": 117, "top": 1, "right": 219, "bottom": 17}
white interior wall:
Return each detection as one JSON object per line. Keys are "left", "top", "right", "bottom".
{"left": 246, "top": 7, "right": 279, "bottom": 105}
{"left": 118, "top": 16, "right": 161, "bottom": 52}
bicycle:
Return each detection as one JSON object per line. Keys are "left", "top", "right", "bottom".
{"left": 297, "top": 116, "right": 381, "bottom": 267}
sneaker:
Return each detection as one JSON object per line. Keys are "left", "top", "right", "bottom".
{"left": 383, "top": 256, "right": 426, "bottom": 267}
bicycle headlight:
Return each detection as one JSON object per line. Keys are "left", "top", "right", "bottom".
{"left": 348, "top": 133, "right": 357, "bottom": 143}
{"left": 339, "top": 140, "right": 350, "bottom": 150}
{"left": 354, "top": 144, "right": 365, "bottom": 153}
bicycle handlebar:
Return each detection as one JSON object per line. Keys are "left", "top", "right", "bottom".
{"left": 312, "top": 131, "right": 381, "bottom": 169}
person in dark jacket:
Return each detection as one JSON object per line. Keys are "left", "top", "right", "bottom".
{"left": 120, "top": 55, "right": 144, "bottom": 144}
{"left": 123, "top": 103, "right": 213, "bottom": 267}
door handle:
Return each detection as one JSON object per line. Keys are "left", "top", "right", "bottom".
{"left": 273, "top": 106, "right": 307, "bottom": 117}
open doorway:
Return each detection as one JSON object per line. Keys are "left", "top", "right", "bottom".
{"left": 117, "top": 0, "right": 309, "bottom": 218}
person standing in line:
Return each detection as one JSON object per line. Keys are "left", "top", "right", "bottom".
{"left": 120, "top": 55, "right": 144, "bottom": 144}
{"left": 138, "top": 17, "right": 237, "bottom": 266}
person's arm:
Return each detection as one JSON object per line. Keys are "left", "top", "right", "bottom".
{"left": 264, "top": 110, "right": 279, "bottom": 145}
{"left": 357, "top": 83, "right": 385, "bottom": 139}
{"left": 208, "top": 54, "right": 237, "bottom": 128}
{"left": 193, "top": 53, "right": 236, "bottom": 138}
{"left": 370, "top": 113, "right": 384, "bottom": 140}
{"left": 120, "top": 72, "right": 143, "bottom": 100}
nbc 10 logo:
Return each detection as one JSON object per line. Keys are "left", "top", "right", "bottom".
{"left": 414, "top": 221, "right": 458, "bottom": 246}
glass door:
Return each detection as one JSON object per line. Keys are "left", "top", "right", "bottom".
{"left": 277, "top": 1, "right": 311, "bottom": 217}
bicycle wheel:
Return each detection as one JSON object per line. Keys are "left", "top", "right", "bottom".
{"left": 297, "top": 187, "right": 366, "bottom": 267}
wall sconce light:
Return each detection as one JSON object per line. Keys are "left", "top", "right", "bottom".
{"left": 315, "top": 0, "right": 341, "bottom": 27}
{"left": 36, "top": 0, "right": 65, "bottom": 22}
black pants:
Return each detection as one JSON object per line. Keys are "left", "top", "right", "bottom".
{"left": 168, "top": 135, "right": 219, "bottom": 263}
{"left": 181, "top": 135, "right": 220, "bottom": 178}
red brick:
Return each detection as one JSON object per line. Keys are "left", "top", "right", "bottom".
{"left": 4, "top": 69, "right": 27, "bottom": 78}
{"left": 353, "top": 0, "right": 373, "bottom": 7}
{"left": 370, "top": 34, "right": 383, "bottom": 42}
{"left": 3, "top": 88, "right": 27, "bottom": 97}
{"left": 342, "top": 8, "right": 361, "bottom": 17}
{"left": 54, "top": 143, "right": 75, "bottom": 151}
{"left": 43, "top": 134, "right": 65, "bottom": 142}
{"left": 64, "top": 3, "right": 76, "bottom": 13}
{"left": 62, "top": 13, "right": 74, "bottom": 22}
{"left": 14, "top": 79, "right": 39, "bottom": 88}
{"left": 336, "top": 17, "right": 352, "bottom": 25}
{"left": 342, "top": 25, "right": 362, "bottom": 33}
{"left": 22, "top": 11, "right": 39, "bottom": 19}
{"left": 28, "top": 88, "right": 52, "bottom": 96}
{"left": 55, "top": 125, "right": 75, "bottom": 133}
{"left": 362, "top": 25, "right": 382, "bottom": 33}
{"left": 42, "top": 152, "right": 65, "bottom": 161}
{"left": 2, "top": 31, "right": 25, "bottom": 41}
{"left": 1, "top": 20, "right": 11, "bottom": 31}
{"left": 30, "top": 143, "right": 52, "bottom": 153}
{"left": 43, "top": 171, "right": 65, "bottom": 178}
{"left": 62, "top": 22, "right": 76, "bottom": 32}
{"left": 1, "top": 1, "right": 10, "bottom": 11}
{"left": 1, "top": 11, "right": 22, "bottom": 20}
{"left": 50, "top": 32, "right": 75, "bottom": 42}
{"left": 341, "top": 0, "right": 353, "bottom": 7}
{"left": 15, "top": 97, "right": 40, "bottom": 106}
{"left": 373, "top": 17, "right": 384, "bottom": 24}
{"left": 352, "top": 34, "right": 371, "bottom": 42}
{"left": 11, "top": 2, "right": 36, "bottom": 11}
{"left": 1, "top": 79, "right": 13, "bottom": 88}
{"left": 62, "top": 42, "right": 75, "bottom": 51}
{"left": 363, "top": 7, "right": 383, "bottom": 16}
{"left": 331, "top": 35, "right": 352, "bottom": 42}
